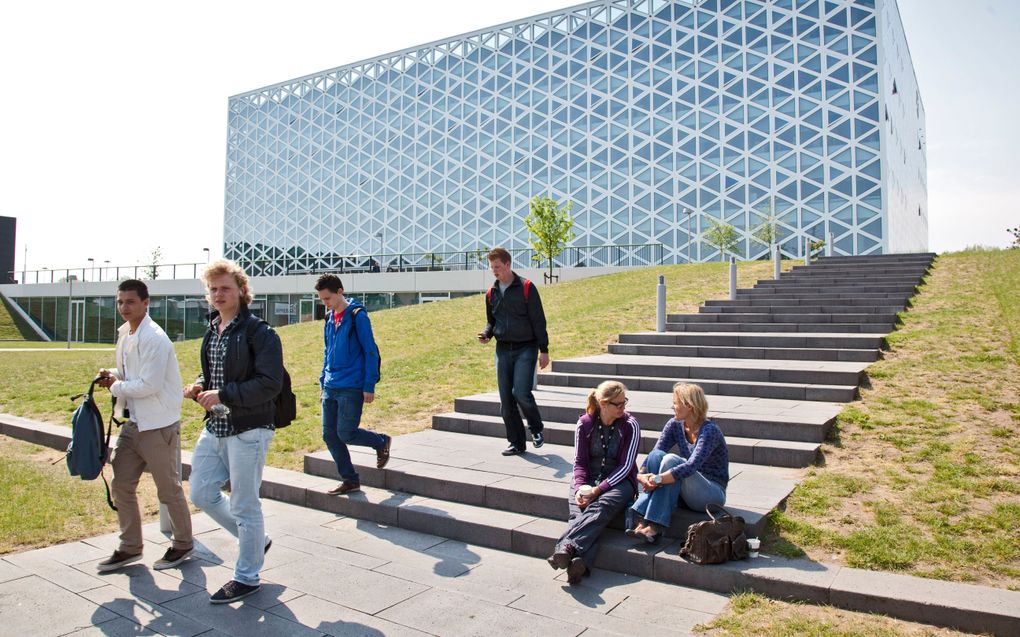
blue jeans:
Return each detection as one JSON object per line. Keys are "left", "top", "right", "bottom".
{"left": 189, "top": 427, "right": 273, "bottom": 586}
{"left": 495, "top": 344, "right": 544, "bottom": 450}
{"left": 631, "top": 449, "right": 726, "bottom": 528}
{"left": 322, "top": 386, "right": 387, "bottom": 483}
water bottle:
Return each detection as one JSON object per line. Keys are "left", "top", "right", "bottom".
{"left": 211, "top": 403, "right": 231, "bottom": 417}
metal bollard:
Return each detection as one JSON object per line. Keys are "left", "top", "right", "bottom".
{"left": 656, "top": 275, "right": 666, "bottom": 332}
{"left": 160, "top": 432, "right": 183, "bottom": 535}
{"left": 729, "top": 256, "right": 737, "bottom": 300}
{"left": 804, "top": 237, "right": 811, "bottom": 266}
{"left": 773, "top": 244, "right": 781, "bottom": 280}
{"left": 827, "top": 232, "right": 833, "bottom": 257}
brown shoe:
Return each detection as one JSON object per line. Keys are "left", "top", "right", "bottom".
{"left": 376, "top": 435, "right": 392, "bottom": 469}
{"left": 97, "top": 550, "right": 143, "bottom": 573}
{"left": 326, "top": 480, "right": 361, "bottom": 496}
{"left": 566, "top": 557, "right": 587, "bottom": 585}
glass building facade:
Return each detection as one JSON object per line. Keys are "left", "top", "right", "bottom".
{"left": 226, "top": 0, "right": 926, "bottom": 275}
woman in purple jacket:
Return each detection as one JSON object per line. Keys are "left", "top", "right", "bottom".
{"left": 546, "top": 380, "right": 641, "bottom": 584}
{"left": 629, "top": 383, "right": 728, "bottom": 544}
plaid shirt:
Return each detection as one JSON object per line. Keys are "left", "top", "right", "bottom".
{"left": 205, "top": 314, "right": 240, "bottom": 437}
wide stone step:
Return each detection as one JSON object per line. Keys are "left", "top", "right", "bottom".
{"left": 618, "top": 331, "right": 887, "bottom": 350}
{"left": 731, "top": 291, "right": 912, "bottom": 301}
{"left": 753, "top": 279, "right": 921, "bottom": 288}
{"left": 668, "top": 312, "right": 898, "bottom": 325}
{"left": 552, "top": 353, "right": 866, "bottom": 386}
{"left": 812, "top": 254, "right": 936, "bottom": 264}
{"left": 455, "top": 387, "right": 840, "bottom": 443}
{"left": 787, "top": 265, "right": 931, "bottom": 276}
{"left": 698, "top": 305, "right": 903, "bottom": 316}
{"left": 667, "top": 321, "right": 892, "bottom": 334}
{"left": 747, "top": 283, "right": 918, "bottom": 294}
{"left": 608, "top": 341, "right": 879, "bottom": 363}
{"left": 539, "top": 369, "right": 857, "bottom": 402}
{"left": 303, "top": 429, "right": 802, "bottom": 541}
{"left": 704, "top": 297, "right": 907, "bottom": 308}
{"left": 431, "top": 412, "right": 822, "bottom": 468}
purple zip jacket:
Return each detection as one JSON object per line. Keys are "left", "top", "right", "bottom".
{"left": 572, "top": 411, "right": 640, "bottom": 494}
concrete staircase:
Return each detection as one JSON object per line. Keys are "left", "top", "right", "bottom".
{"left": 301, "top": 253, "right": 936, "bottom": 585}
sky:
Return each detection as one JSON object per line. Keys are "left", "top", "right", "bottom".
{"left": 1, "top": 0, "right": 1017, "bottom": 279}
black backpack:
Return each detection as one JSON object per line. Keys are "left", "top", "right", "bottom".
{"left": 244, "top": 317, "right": 297, "bottom": 428}
{"left": 67, "top": 378, "right": 117, "bottom": 510}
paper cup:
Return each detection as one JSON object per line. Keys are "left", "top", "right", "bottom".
{"left": 747, "top": 537, "right": 760, "bottom": 558}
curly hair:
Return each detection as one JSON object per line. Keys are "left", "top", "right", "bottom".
{"left": 201, "top": 260, "right": 253, "bottom": 306}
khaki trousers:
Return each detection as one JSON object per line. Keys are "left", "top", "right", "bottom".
{"left": 111, "top": 421, "right": 193, "bottom": 553}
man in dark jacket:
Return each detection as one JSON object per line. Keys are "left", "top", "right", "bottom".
{"left": 185, "top": 260, "right": 282, "bottom": 605}
{"left": 477, "top": 247, "right": 550, "bottom": 456}
{"left": 315, "top": 273, "right": 389, "bottom": 496}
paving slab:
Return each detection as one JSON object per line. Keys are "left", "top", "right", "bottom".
{"left": 0, "top": 556, "right": 29, "bottom": 584}
{"left": 78, "top": 583, "right": 210, "bottom": 637}
{"left": 61, "top": 617, "right": 159, "bottom": 636}
{"left": 0, "top": 574, "right": 117, "bottom": 637}
{"left": 266, "top": 592, "right": 432, "bottom": 636}
{"left": 161, "top": 589, "right": 323, "bottom": 637}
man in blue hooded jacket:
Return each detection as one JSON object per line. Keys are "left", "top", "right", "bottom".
{"left": 315, "top": 274, "right": 390, "bottom": 495}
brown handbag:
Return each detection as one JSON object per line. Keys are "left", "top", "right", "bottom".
{"left": 679, "top": 503, "right": 749, "bottom": 564}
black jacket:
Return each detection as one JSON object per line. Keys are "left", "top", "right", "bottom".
{"left": 483, "top": 273, "right": 549, "bottom": 353}
{"left": 196, "top": 305, "right": 283, "bottom": 433}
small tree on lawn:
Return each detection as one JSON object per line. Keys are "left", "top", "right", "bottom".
{"left": 752, "top": 198, "right": 782, "bottom": 251}
{"left": 1008, "top": 226, "right": 1020, "bottom": 249}
{"left": 524, "top": 195, "right": 575, "bottom": 283}
{"left": 145, "top": 246, "right": 162, "bottom": 280}
{"left": 703, "top": 219, "right": 740, "bottom": 261}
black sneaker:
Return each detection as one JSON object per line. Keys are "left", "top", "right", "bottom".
{"left": 532, "top": 432, "right": 545, "bottom": 448}
{"left": 97, "top": 550, "right": 143, "bottom": 573}
{"left": 153, "top": 546, "right": 193, "bottom": 571}
{"left": 501, "top": 445, "right": 525, "bottom": 456}
{"left": 210, "top": 580, "right": 261, "bottom": 604}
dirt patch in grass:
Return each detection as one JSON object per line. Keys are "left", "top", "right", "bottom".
{"left": 768, "top": 250, "right": 1020, "bottom": 589}
{"left": 696, "top": 592, "right": 975, "bottom": 637}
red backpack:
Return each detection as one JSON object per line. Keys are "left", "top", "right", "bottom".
{"left": 486, "top": 278, "right": 533, "bottom": 304}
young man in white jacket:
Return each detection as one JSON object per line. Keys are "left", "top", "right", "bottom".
{"left": 95, "top": 279, "right": 193, "bottom": 572}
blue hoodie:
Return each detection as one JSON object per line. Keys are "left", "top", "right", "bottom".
{"left": 319, "top": 298, "right": 380, "bottom": 393}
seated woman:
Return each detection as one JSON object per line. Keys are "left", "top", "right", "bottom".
{"left": 629, "top": 382, "right": 728, "bottom": 544}
{"left": 547, "top": 380, "right": 640, "bottom": 584}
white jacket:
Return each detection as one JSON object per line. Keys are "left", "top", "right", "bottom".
{"left": 109, "top": 314, "right": 184, "bottom": 431}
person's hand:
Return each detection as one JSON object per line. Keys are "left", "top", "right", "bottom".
{"left": 638, "top": 473, "right": 658, "bottom": 492}
{"left": 196, "top": 390, "right": 221, "bottom": 411}
{"left": 477, "top": 332, "right": 491, "bottom": 344}
{"left": 96, "top": 369, "right": 115, "bottom": 389}
{"left": 538, "top": 352, "right": 550, "bottom": 369}
{"left": 363, "top": 391, "right": 375, "bottom": 404}
{"left": 574, "top": 490, "right": 587, "bottom": 508}
{"left": 183, "top": 384, "right": 203, "bottom": 400}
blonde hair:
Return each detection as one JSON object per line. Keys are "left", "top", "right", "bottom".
{"left": 673, "top": 382, "right": 708, "bottom": 424}
{"left": 202, "top": 259, "right": 253, "bottom": 306}
{"left": 586, "top": 380, "right": 627, "bottom": 416}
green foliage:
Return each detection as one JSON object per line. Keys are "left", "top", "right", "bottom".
{"left": 524, "top": 195, "right": 575, "bottom": 282}
{"left": 0, "top": 296, "right": 39, "bottom": 340}
{"left": 703, "top": 219, "right": 740, "bottom": 261}
{"left": 145, "top": 246, "right": 162, "bottom": 280}
{"left": 752, "top": 198, "right": 781, "bottom": 247}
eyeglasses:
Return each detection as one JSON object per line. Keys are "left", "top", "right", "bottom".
{"left": 605, "top": 397, "right": 629, "bottom": 408}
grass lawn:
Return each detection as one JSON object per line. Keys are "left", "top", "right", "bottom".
{"left": 0, "top": 295, "right": 40, "bottom": 341}
{"left": 695, "top": 592, "right": 970, "bottom": 636}
{"left": 768, "top": 250, "right": 1020, "bottom": 590}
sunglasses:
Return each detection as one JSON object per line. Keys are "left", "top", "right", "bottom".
{"left": 605, "top": 397, "right": 629, "bottom": 408}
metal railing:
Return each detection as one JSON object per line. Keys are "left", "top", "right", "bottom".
{"left": 9, "top": 243, "right": 665, "bottom": 284}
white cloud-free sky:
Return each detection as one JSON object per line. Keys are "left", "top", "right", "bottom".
{"left": 1, "top": 0, "right": 1016, "bottom": 278}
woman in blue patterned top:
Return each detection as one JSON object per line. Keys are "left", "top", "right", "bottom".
{"left": 628, "top": 383, "right": 728, "bottom": 544}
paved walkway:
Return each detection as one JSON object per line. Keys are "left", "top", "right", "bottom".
{"left": 0, "top": 498, "right": 728, "bottom": 637}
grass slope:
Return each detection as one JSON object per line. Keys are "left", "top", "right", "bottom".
{"left": 768, "top": 250, "right": 1020, "bottom": 589}
{"left": 0, "top": 295, "right": 39, "bottom": 341}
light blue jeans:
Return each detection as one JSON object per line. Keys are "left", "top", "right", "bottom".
{"left": 190, "top": 427, "right": 274, "bottom": 586}
{"left": 631, "top": 449, "right": 726, "bottom": 528}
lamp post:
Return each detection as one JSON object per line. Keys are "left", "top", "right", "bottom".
{"left": 87, "top": 258, "right": 94, "bottom": 282}
{"left": 683, "top": 208, "right": 693, "bottom": 263}
{"left": 375, "top": 231, "right": 383, "bottom": 270}
{"left": 203, "top": 247, "right": 210, "bottom": 263}
{"left": 103, "top": 260, "right": 110, "bottom": 282}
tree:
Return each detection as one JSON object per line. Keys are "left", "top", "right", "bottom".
{"left": 1008, "top": 226, "right": 1020, "bottom": 249}
{"left": 752, "top": 198, "right": 782, "bottom": 250}
{"left": 145, "top": 246, "right": 162, "bottom": 280}
{"left": 703, "top": 219, "right": 740, "bottom": 261}
{"left": 524, "top": 195, "right": 575, "bottom": 283}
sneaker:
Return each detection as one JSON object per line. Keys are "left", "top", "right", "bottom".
{"left": 532, "top": 431, "right": 545, "bottom": 449}
{"left": 153, "top": 546, "right": 193, "bottom": 571}
{"left": 501, "top": 445, "right": 525, "bottom": 456}
{"left": 376, "top": 435, "right": 392, "bottom": 469}
{"left": 97, "top": 550, "right": 143, "bottom": 573}
{"left": 326, "top": 480, "right": 361, "bottom": 496}
{"left": 210, "top": 580, "right": 261, "bottom": 604}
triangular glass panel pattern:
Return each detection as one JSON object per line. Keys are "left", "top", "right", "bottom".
{"left": 225, "top": 0, "right": 923, "bottom": 273}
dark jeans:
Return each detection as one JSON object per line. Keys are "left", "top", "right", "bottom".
{"left": 556, "top": 480, "right": 636, "bottom": 569}
{"left": 495, "top": 343, "right": 544, "bottom": 450}
{"left": 322, "top": 387, "right": 387, "bottom": 483}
